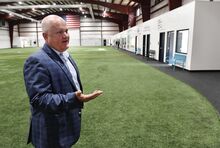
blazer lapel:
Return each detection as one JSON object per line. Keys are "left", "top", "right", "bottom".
{"left": 68, "top": 56, "right": 83, "bottom": 91}
{"left": 42, "top": 44, "right": 78, "bottom": 90}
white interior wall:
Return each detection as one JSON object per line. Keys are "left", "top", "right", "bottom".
{"left": 183, "top": 0, "right": 220, "bottom": 5}
{"left": 183, "top": 0, "right": 194, "bottom": 4}
{"left": 13, "top": 25, "right": 21, "bottom": 48}
{"left": 102, "top": 20, "right": 119, "bottom": 46}
{"left": 127, "top": 28, "right": 139, "bottom": 52}
{"left": 0, "top": 16, "right": 118, "bottom": 48}
{"left": 191, "top": 1, "right": 220, "bottom": 70}
{"left": 155, "top": 2, "right": 195, "bottom": 69}
{"left": 139, "top": 0, "right": 211, "bottom": 24}
{"left": 81, "top": 18, "right": 102, "bottom": 46}
{"left": 69, "top": 29, "right": 80, "bottom": 46}
{"left": 141, "top": 2, "right": 194, "bottom": 63}
{"left": 37, "top": 28, "right": 44, "bottom": 47}
{"left": 80, "top": 17, "right": 118, "bottom": 46}
{"left": 0, "top": 22, "right": 10, "bottom": 49}
{"left": 113, "top": 1, "right": 220, "bottom": 70}
{"left": 151, "top": 6, "right": 169, "bottom": 19}
{"left": 136, "top": 15, "right": 143, "bottom": 25}
{"left": 19, "top": 23, "right": 39, "bottom": 48}
{"left": 112, "top": 1, "right": 195, "bottom": 70}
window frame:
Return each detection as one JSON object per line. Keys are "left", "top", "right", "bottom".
{"left": 175, "top": 29, "right": 189, "bottom": 54}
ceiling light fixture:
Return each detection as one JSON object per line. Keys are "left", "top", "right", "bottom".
{"left": 103, "top": 9, "right": 107, "bottom": 17}
{"left": 0, "top": 4, "right": 95, "bottom": 20}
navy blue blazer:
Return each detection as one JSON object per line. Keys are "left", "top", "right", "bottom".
{"left": 24, "top": 44, "right": 83, "bottom": 148}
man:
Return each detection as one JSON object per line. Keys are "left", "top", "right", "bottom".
{"left": 23, "top": 15, "right": 103, "bottom": 148}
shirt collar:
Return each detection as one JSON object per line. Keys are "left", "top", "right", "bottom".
{"left": 51, "top": 48, "right": 69, "bottom": 59}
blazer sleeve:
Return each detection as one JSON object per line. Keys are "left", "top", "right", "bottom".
{"left": 24, "top": 56, "right": 80, "bottom": 113}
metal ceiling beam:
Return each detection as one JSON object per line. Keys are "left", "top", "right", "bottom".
{"left": 15, "top": 9, "right": 32, "bottom": 14}
{"left": 0, "top": 2, "right": 15, "bottom": 6}
{"left": 76, "top": 0, "right": 135, "bottom": 14}
{"left": 127, "top": 0, "right": 132, "bottom": 6}
{"left": 0, "top": 4, "right": 88, "bottom": 9}
{"left": 0, "top": 0, "right": 29, "bottom": 1}
{"left": 140, "top": 0, "right": 150, "bottom": 22}
{"left": 131, "top": 0, "right": 141, "bottom": 3}
{"left": 0, "top": 9, "right": 39, "bottom": 22}
{"left": 75, "top": 0, "right": 135, "bottom": 28}
{"left": 168, "top": 0, "right": 182, "bottom": 10}
{"left": 94, "top": 15, "right": 121, "bottom": 25}
{"left": 30, "top": 10, "right": 122, "bottom": 27}
{"left": 0, "top": 13, "right": 11, "bottom": 20}
{"left": 0, "top": 1, "right": 134, "bottom": 29}
{"left": 10, "top": 19, "right": 37, "bottom": 24}
{"left": 108, "top": 0, "right": 114, "bottom": 12}
{"left": 128, "top": 10, "right": 136, "bottom": 27}
{"left": 0, "top": 4, "right": 95, "bottom": 20}
{"left": 80, "top": 8, "right": 128, "bottom": 30}
{"left": 33, "top": 10, "right": 86, "bottom": 20}
{"left": 88, "top": 9, "right": 127, "bottom": 20}
{"left": 87, "top": 4, "right": 95, "bottom": 20}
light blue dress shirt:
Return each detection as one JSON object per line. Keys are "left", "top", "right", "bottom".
{"left": 52, "top": 49, "right": 80, "bottom": 90}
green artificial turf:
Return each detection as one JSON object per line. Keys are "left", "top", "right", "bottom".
{"left": 0, "top": 46, "right": 220, "bottom": 148}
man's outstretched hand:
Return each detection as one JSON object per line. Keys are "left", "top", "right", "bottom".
{"left": 75, "top": 90, "right": 103, "bottom": 102}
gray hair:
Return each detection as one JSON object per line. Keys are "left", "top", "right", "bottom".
{"left": 41, "top": 15, "right": 65, "bottom": 33}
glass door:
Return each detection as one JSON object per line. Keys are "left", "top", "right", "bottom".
{"left": 166, "top": 31, "right": 174, "bottom": 64}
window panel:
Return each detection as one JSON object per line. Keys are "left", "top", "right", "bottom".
{"left": 176, "top": 29, "right": 189, "bottom": 54}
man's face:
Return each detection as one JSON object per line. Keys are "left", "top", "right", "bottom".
{"left": 43, "top": 21, "right": 69, "bottom": 52}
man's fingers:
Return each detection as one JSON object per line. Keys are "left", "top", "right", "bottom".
{"left": 75, "top": 90, "right": 82, "bottom": 97}
{"left": 93, "top": 90, "right": 103, "bottom": 95}
{"left": 76, "top": 90, "right": 103, "bottom": 102}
